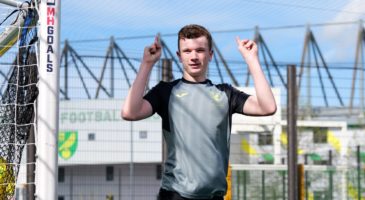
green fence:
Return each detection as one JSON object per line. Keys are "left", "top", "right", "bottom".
{"left": 231, "top": 165, "right": 365, "bottom": 200}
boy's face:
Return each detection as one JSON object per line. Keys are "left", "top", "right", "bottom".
{"left": 177, "top": 36, "right": 213, "bottom": 80}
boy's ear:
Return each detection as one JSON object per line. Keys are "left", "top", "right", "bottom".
{"left": 209, "top": 50, "right": 214, "bottom": 61}
{"left": 176, "top": 51, "right": 182, "bottom": 62}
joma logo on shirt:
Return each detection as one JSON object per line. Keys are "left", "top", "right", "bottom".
{"left": 176, "top": 92, "right": 188, "bottom": 98}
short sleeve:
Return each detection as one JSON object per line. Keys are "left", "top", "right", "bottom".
{"left": 229, "top": 86, "right": 250, "bottom": 114}
{"left": 216, "top": 83, "right": 250, "bottom": 115}
{"left": 143, "top": 81, "right": 163, "bottom": 114}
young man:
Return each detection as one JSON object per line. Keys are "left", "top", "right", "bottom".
{"left": 122, "top": 24, "right": 276, "bottom": 200}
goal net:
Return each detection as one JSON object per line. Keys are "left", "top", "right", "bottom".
{"left": 0, "top": 0, "right": 39, "bottom": 198}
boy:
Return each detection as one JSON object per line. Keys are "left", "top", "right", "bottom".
{"left": 122, "top": 24, "right": 276, "bottom": 200}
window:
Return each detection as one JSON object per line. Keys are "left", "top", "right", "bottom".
{"left": 58, "top": 196, "right": 65, "bottom": 200}
{"left": 258, "top": 133, "right": 272, "bottom": 146}
{"left": 313, "top": 128, "right": 328, "bottom": 144}
{"left": 106, "top": 166, "right": 114, "bottom": 181}
{"left": 313, "top": 160, "right": 329, "bottom": 165}
{"left": 313, "top": 191, "right": 328, "bottom": 199}
{"left": 259, "top": 160, "right": 274, "bottom": 164}
{"left": 88, "top": 133, "right": 95, "bottom": 141}
{"left": 58, "top": 167, "right": 65, "bottom": 182}
{"left": 156, "top": 164, "right": 162, "bottom": 180}
{"left": 139, "top": 131, "right": 148, "bottom": 139}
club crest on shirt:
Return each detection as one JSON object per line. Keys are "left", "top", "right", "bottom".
{"left": 209, "top": 91, "right": 223, "bottom": 102}
{"left": 209, "top": 90, "right": 226, "bottom": 109}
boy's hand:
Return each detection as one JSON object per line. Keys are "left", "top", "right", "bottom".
{"left": 235, "top": 37, "right": 258, "bottom": 63}
{"left": 142, "top": 34, "right": 162, "bottom": 65}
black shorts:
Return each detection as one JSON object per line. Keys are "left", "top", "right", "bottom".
{"left": 158, "top": 188, "right": 224, "bottom": 200}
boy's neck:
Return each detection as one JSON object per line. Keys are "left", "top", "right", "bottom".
{"left": 183, "top": 74, "right": 207, "bottom": 83}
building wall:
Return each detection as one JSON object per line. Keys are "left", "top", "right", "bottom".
{"left": 58, "top": 163, "right": 161, "bottom": 200}
{"left": 14, "top": 92, "right": 365, "bottom": 199}
{"left": 58, "top": 99, "right": 162, "bottom": 165}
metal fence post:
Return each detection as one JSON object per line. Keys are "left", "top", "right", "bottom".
{"left": 287, "top": 65, "right": 298, "bottom": 200}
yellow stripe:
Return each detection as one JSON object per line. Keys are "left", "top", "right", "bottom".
{"left": 0, "top": 36, "right": 18, "bottom": 57}
{"left": 281, "top": 132, "right": 305, "bottom": 154}
{"left": 0, "top": 18, "right": 37, "bottom": 57}
{"left": 241, "top": 139, "right": 257, "bottom": 155}
{"left": 327, "top": 131, "right": 341, "bottom": 153}
{"left": 281, "top": 132, "right": 288, "bottom": 145}
{"left": 59, "top": 134, "right": 76, "bottom": 151}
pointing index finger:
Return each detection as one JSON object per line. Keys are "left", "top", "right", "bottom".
{"left": 156, "top": 33, "right": 161, "bottom": 44}
{"left": 235, "top": 36, "right": 241, "bottom": 45}
{"left": 154, "top": 33, "right": 162, "bottom": 50}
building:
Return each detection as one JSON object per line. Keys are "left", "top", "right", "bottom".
{"left": 15, "top": 88, "right": 365, "bottom": 199}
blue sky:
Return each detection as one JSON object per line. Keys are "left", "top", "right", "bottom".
{"left": 0, "top": 0, "right": 365, "bottom": 104}
{"left": 61, "top": 0, "right": 365, "bottom": 61}
{"left": 58, "top": 0, "right": 365, "bottom": 106}
{"left": 3, "top": 0, "right": 364, "bottom": 105}
{"left": 61, "top": 0, "right": 363, "bottom": 36}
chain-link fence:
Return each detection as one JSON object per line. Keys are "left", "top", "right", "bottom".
{"left": 231, "top": 165, "right": 365, "bottom": 200}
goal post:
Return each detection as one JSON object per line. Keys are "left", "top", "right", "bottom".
{"left": 36, "top": 0, "right": 60, "bottom": 199}
{"left": 0, "top": 0, "right": 60, "bottom": 198}
{"left": 0, "top": 0, "right": 35, "bottom": 57}
{"left": 1, "top": 0, "right": 60, "bottom": 198}
{"left": 0, "top": 0, "right": 21, "bottom": 8}
{"left": 0, "top": 0, "right": 44, "bottom": 199}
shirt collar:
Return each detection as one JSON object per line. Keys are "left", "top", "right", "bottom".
{"left": 181, "top": 77, "right": 211, "bottom": 85}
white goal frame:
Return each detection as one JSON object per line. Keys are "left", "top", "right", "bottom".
{"left": 37, "top": 0, "right": 60, "bottom": 199}
{"left": 0, "top": 0, "right": 60, "bottom": 199}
